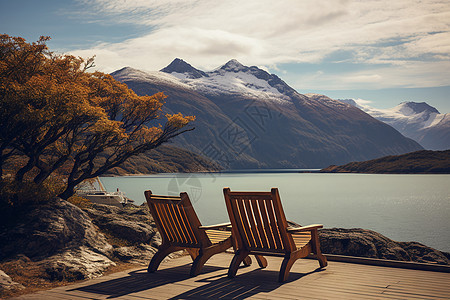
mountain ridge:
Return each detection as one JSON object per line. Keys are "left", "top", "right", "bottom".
{"left": 161, "top": 58, "right": 299, "bottom": 98}
{"left": 111, "top": 59, "right": 423, "bottom": 168}
{"left": 339, "top": 99, "right": 449, "bottom": 150}
{"left": 160, "top": 58, "right": 208, "bottom": 79}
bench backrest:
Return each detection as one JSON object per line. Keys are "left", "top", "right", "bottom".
{"left": 145, "top": 190, "right": 209, "bottom": 248}
{"left": 223, "top": 188, "right": 294, "bottom": 253}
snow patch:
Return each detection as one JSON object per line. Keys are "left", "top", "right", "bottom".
{"left": 114, "top": 68, "right": 192, "bottom": 90}
{"left": 337, "top": 98, "right": 449, "bottom": 143}
{"left": 306, "top": 93, "right": 352, "bottom": 110}
{"left": 170, "top": 70, "right": 292, "bottom": 104}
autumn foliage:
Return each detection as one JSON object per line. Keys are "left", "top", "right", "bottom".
{"left": 0, "top": 34, "right": 194, "bottom": 205}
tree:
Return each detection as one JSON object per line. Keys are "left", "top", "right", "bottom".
{"left": 0, "top": 34, "right": 195, "bottom": 202}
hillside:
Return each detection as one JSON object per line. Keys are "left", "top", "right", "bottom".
{"left": 3, "top": 145, "right": 220, "bottom": 178}
{"left": 104, "top": 145, "right": 221, "bottom": 175}
{"left": 321, "top": 150, "right": 450, "bottom": 174}
{"left": 111, "top": 59, "right": 422, "bottom": 169}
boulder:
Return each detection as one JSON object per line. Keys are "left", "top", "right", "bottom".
{"left": 398, "top": 241, "right": 450, "bottom": 265}
{"left": 0, "top": 269, "right": 24, "bottom": 292}
{"left": 319, "top": 228, "right": 449, "bottom": 264}
{"left": 112, "top": 231, "right": 169, "bottom": 265}
{"left": 81, "top": 204, "right": 185, "bottom": 266}
{"left": 0, "top": 198, "right": 115, "bottom": 281}
{"left": 39, "top": 247, "right": 115, "bottom": 281}
{"left": 113, "top": 244, "right": 158, "bottom": 265}
{"left": 0, "top": 198, "right": 112, "bottom": 261}
{"left": 84, "top": 203, "right": 157, "bottom": 244}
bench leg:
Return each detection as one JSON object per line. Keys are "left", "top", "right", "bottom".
{"left": 279, "top": 255, "right": 296, "bottom": 282}
{"left": 228, "top": 249, "right": 250, "bottom": 278}
{"left": 191, "top": 238, "right": 233, "bottom": 277}
{"left": 255, "top": 255, "right": 268, "bottom": 268}
{"left": 311, "top": 230, "right": 327, "bottom": 268}
{"left": 190, "top": 251, "right": 212, "bottom": 277}
{"left": 186, "top": 248, "right": 199, "bottom": 261}
{"left": 243, "top": 256, "right": 252, "bottom": 266}
{"left": 148, "top": 245, "right": 178, "bottom": 273}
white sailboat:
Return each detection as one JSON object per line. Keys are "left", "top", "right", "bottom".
{"left": 76, "top": 177, "right": 133, "bottom": 208}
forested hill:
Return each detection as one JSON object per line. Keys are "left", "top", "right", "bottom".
{"left": 321, "top": 150, "right": 450, "bottom": 174}
{"left": 105, "top": 145, "right": 221, "bottom": 175}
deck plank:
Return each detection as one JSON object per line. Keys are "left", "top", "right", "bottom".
{"left": 11, "top": 253, "right": 450, "bottom": 300}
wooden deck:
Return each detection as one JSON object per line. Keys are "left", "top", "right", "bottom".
{"left": 12, "top": 253, "right": 450, "bottom": 299}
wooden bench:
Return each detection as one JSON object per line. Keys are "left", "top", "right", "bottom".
{"left": 145, "top": 190, "right": 234, "bottom": 276}
{"left": 223, "top": 187, "right": 327, "bottom": 282}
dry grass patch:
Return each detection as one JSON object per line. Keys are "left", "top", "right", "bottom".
{"left": 0, "top": 255, "right": 142, "bottom": 299}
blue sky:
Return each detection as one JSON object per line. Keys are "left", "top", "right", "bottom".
{"left": 1, "top": 0, "right": 450, "bottom": 112}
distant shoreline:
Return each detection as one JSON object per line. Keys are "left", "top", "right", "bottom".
{"left": 320, "top": 150, "right": 450, "bottom": 174}
{"left": 103, "top": 150, "right": 450, "bottom": 177}
{"left": 219, "top": 169, "right": 322, "bottom": 173}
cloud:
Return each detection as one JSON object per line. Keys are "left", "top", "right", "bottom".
{"left": 69, "top": 0, "right": 450, "bottom": 88}
{"left": 354, "top": 98, "right": 373, "bottom": 106}
{"left": 285, "top": 60, "right": 450, "bottom": 90}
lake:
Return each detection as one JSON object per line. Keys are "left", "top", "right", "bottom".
{"left": 101, "top": 172, "right": 450, "bottom": 252}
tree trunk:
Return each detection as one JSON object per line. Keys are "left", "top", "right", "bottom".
{"left": 15, "top": 156, "right": 36, "bottom": 182}
{"left": 58, "top": 184, "right": 76, "bottom": 200}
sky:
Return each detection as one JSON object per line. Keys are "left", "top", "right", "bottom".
{"left": 1, "top": 0, "right": 450, "bottom": 112}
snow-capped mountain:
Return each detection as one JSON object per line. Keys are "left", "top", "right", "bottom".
{"left": 339, "top": 99, "right": 449, "bottom": 150}
{"left": 111, "top": 59, "right": 422, "bottom": 168}
{"left": 160, "top": 58, "right": 293, "bottom": 104}
{"left": 160, "top": 58, "right": 208, "bottom": 79}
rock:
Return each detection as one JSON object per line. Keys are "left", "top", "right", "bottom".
{"left": 39, "top": 247, "right": 115, "bottom": 281}
{"left": 0, "top": 198, "right": 112, "bottom": 261}
{"left": 0, "top": 198, "right": 115, "bottom": 282}
{"left": 0, "top": 269, "right": 25, "bottom": 292}
{"left": 82, "top": 203, "right": 161, "bottom": 267}
{"left": 150, "top": 231, "right": 162, "bottom": 248}
{"left": 319, "top": 228, "right": 449, "bottom": 264}
{"left": 113, "top": 244, "right": 158, "bottom": 265}
{"left": 398, "top": 241, "right": 450, "bottom": 265}
{"left": 84, "top": 203, "right": 157, "bottom": 244}
{"left": 112, "top": 232, "right": 165, "bottom": 265}
{"left": 101, "top": 220, "right": 156, "bottom": 244}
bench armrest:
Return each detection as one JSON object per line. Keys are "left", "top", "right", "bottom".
{"left": 199, "top": 222, "right": 232, "bottom": 230}
{"left": 287, "top": 224, "right": 323, "bottom": 232}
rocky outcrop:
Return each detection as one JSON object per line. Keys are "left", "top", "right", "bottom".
{"left": 0, "top": 199, "right": 171, "bottom": 291}
{"left": 82, "top": 203, "right": 165, "bottom": 265}
{"left": 112, "top": 243, "right": 159, "bottom": 265}
{"left": 0, "top": 198, "right": 116, "bottom": 283}
{"left": 398, "top": 241, "right": 450, "bottom": 265}
{"left": 319, "top": 228, "right": 449, "bottom": 265}
{"left": 39, "top": 247, "right": 116, "bottom": 281}
{"left": 83, "top": 203, "right": 158, "bottom": 245}
{"left": 0, "top": 198, "right": 113, "bottom": 261}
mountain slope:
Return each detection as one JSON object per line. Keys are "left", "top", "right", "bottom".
{"left": 111, "top": 59, "right": 422, "bottom": 169}
{"left": 339, "top": 100, "right": 449, "bottom": 150}
{"left": 105, "top": 145, "right": 221, "bottom": 175}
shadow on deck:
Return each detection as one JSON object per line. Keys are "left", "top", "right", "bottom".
{"left": 69, "top": 262, "right": 325, "bottom": 299}
{"left": 12, "top": 253, "right": 450, "bottom": 299}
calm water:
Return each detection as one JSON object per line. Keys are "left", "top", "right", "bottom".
{"left": 101, "top": 172, "right": 450, "bottom": 252}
